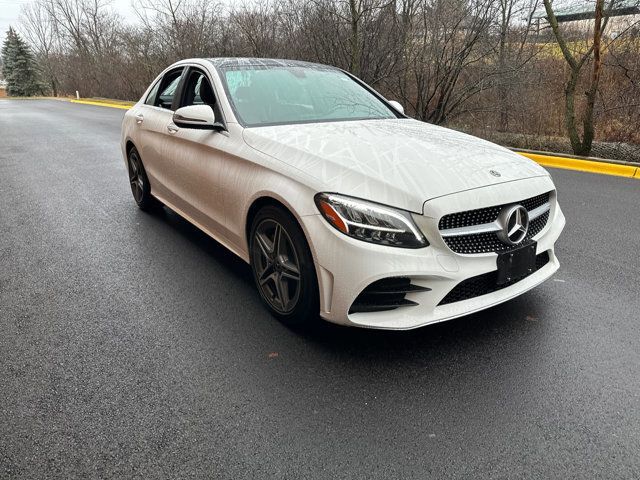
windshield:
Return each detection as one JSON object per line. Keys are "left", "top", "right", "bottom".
{"left": 220, "top": 65, "right": 397, "bottom": 127}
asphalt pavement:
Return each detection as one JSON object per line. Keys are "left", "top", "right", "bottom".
{"left": 1, "top": 99, "right": 639, "bottom": 479}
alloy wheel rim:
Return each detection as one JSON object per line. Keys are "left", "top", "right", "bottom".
{"left": 252, "top": 219, "right": 301, "bottom": 314}
{"left": 128, "top": 151, "right": 144, "bottom": 203}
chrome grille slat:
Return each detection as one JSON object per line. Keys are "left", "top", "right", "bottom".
{"left": 528, "top": 202, "right": 551, "bottom": 221}
{"left": 440, "top": 202, "right": 550, "bottom": 238}
{"left": 438, "top": 192, "right": 552, "bottom": 254}
{"left": 440, "top": 221, "right": 501, "bottom": 237}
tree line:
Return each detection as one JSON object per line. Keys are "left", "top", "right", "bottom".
{"left": 3, "top": 0, "right": 640, "bottom": 157}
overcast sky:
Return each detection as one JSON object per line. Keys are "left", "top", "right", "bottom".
{"left": 0, "top": 0, "right": 137, "bottom": 44}
{"left": 0, "top": 0, "right": 31, "bottom": 43}
{"left": 0, "top": 0, "right": 244, "bottom": 45}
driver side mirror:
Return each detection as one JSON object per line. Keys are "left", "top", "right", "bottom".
{"left": 388, "top": 100, "right": 404, "bottom": 115}
{"left": 173, "top": 105, "right": 220, "bottom": 130}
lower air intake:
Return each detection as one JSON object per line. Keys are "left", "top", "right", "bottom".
{"left": 349, "top": 277, "right": 430, "bottom": 314}
{"left": 438, "top": 251, "right": 550, "bottom": 306}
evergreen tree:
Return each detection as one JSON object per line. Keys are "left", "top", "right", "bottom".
{"left": 1, "top": 27, "right": 43, "bottom": 97}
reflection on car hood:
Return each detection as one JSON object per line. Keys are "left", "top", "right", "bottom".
{"left": 242, "top": 118, "right": 549, "bottom": 213}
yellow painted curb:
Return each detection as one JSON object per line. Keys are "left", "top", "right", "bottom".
{"left": 70, "top": 99, "right": 133, "bottom": 110}
{"left": 518, "top": 152, "right": 639, "bottom": 180}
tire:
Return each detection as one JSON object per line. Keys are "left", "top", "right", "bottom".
{"left": 127, "top": 146, "right": 160, "bottom": 211}
{"left": 249, "top": 205, "right": 320, "bottom": 327}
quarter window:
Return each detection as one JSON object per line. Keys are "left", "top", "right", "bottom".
{"left": 144, "top": 80, "right": 160, "bottom": 106}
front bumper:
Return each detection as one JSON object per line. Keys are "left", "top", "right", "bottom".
{"left": 301, "top": 176, "right": 565, "bottom": 330}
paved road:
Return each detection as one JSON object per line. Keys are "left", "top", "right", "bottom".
{"left": 1, "top": 99, "right": 639, "bottom": 479}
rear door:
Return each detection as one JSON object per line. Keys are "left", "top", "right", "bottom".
{"left": 131, "top": 67, "right": 185, "bottom": 200}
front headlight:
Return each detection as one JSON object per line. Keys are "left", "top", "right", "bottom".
{"left": 314, "top": 193, "right": 428, "bottom": 248}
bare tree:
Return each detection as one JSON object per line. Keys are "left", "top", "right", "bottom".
{"left": 386, "top": 0, "right": 497, "bottom": 124}
{"left": 543, "top": 0, "right": 613, "bottom": 156}
{"left": 495, "top": 0, "right": 540, "bottom": 131}
{"left": 229, "top": 0, "right": 283, "bottom": 57}
{"left": 21, "top": 0, "right": 60, "bottom": 95}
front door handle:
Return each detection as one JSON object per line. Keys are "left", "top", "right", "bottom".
{"left": 167, "top": 124, "right": 179, "bottom": 134}
{"left": 135, "top": 113, "right": 144, "bottom": 124}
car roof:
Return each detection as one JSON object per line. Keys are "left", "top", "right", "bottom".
{"left": 205, "top": 57, "right": 338, "bottom": 70}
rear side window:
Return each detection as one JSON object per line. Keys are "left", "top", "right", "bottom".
{"left": 155, "top": 68, "right": 184, "bottom": 110}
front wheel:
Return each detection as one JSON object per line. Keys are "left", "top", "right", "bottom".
{"left": 249, "top": 206, "right": 319, "bottom": 327}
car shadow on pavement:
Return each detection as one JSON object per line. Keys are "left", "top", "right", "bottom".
{"left": 152, "top": 204, "right": 255, "bottom": 284}
{"left": 304, "top": 293, "right": 548, "bottom": 359}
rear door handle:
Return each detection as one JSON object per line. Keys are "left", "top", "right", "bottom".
{"left": 167, "top": 124, "right": 179, "bottom": 134}
{"left": 135, "top": 114, "right": 144, "bottom": 124}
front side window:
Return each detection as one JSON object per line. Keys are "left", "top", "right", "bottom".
{"left": 181, "top": 70, "right": 216, "bottom": 107}
{"left": 221, "top": 65, "right": 397, "bottom": 127}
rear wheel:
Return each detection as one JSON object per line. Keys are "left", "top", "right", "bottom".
{"left": 249, "top": 206, "right": 319, "bottom": 327}
{"left": 127, "top": 146, "right": 159, "bottom": 211}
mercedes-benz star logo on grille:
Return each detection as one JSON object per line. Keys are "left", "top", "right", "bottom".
{"left": 497, "top": 205, "right": 529, "bottom": 245}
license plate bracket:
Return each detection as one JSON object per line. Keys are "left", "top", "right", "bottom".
{"left": 496, "top": 242, "right": 537, "bottom": 286}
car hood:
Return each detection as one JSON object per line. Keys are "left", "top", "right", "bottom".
{"left": 242, "top": 118, "right": 548, "bottom": 213}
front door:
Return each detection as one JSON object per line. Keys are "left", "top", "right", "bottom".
{"left": 161, "top": 67, "right": 231, "bottom": 238}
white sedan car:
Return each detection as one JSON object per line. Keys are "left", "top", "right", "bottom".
{"left": 121, "top": 58, "right": 565, "bottom": 330}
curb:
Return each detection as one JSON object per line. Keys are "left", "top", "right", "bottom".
{"left": 512, "top": 147, "right": 639, "bottom": 166}
{"left": 70, "top": 99, "right": 133, "bottom": 110}
{"left": 516, "top": 151, "right": 640, "bottom": 180}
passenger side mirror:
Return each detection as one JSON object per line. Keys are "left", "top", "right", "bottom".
{"left": 388, "top": 100, "right": 404, "bottom": 115}
{"left": 173, "top": 105, "right": 219, "bottom": 130}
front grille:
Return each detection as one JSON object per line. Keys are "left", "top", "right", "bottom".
{"left": 527, "top": 211, "right": 549, "bottom": 239}
{"left": 520, "top": 193, "right": 550, "bottom": 212}
{"left": 349, "top": 277, "right": 430, "bottom": 314}
{"left": 438, "top": 251, "right": 550, "bottom": 306}
{"left": 439, "top": 192, "right": 551, "bottom": 254}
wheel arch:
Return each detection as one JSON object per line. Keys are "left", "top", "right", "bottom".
{"left": 245, "top": 194, "right": 323, "bottom": 319}
{"left": 123, "top": 140, "right": 137, "bottom": 177}
{"left": 123, "top": 139, "right": 139, "bottom": 174}
{"left": 245, "top": 196, "right": 301, "bottom": 250}
{"left": 244, "top": 193, "right": 320, "bottom": 274}
{"left": 125, "top": 139, "right": 136, "bottom": 156}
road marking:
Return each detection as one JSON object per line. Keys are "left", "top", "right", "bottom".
{"left": 518, "top": 152, "right": 639, "bottom": 180}
{"left": 70, "top": 99, "right": 133, "bottom": 110}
